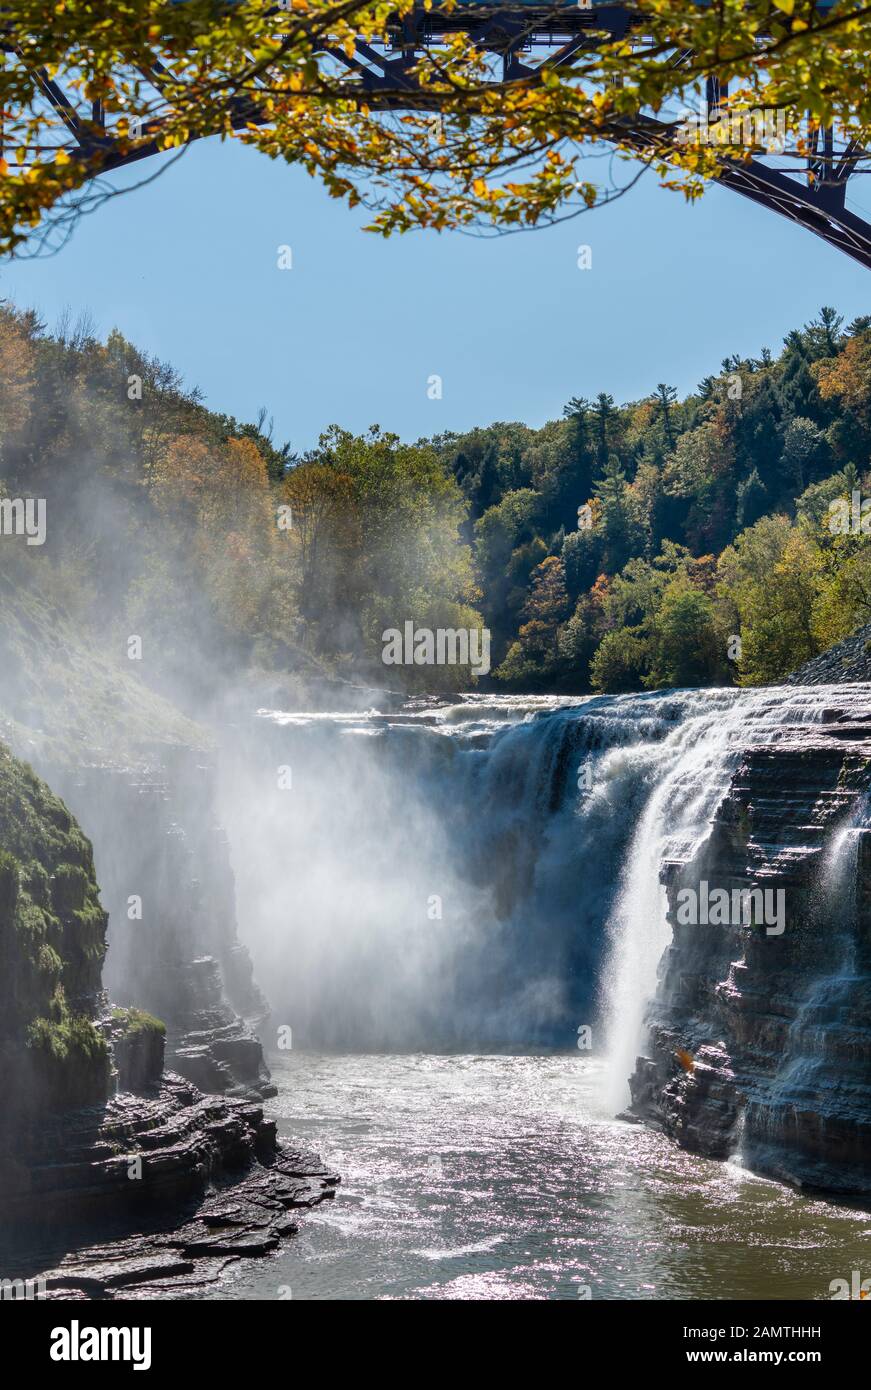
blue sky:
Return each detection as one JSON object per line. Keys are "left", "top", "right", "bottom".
{"left": 2, "top": 136, "right": 869, "bottom": 453}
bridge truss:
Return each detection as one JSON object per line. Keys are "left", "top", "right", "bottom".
{"left": 5, "top": 3, "right": 871, "bottom": 267}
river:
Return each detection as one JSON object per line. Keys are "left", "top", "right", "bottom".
{"left": 199, "top": 1051, "right": 870, "bottom": 1301}
{"left": 203, "top": 688, "right": 871, "bottom": 1300}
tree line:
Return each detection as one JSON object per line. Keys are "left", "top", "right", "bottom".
{"left": 0, "top": 301, "right": 868, "bottom": 698}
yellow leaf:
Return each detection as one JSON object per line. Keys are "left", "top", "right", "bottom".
{"left": 772, "top": 0, "right": 794, "bottom": 12}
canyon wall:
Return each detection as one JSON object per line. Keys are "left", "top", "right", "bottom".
{"left": 0, "top": 738, "right": 337, "bottom": 1297}
{"left": 629, "top": 703, "right": 871, "bottom": 1194}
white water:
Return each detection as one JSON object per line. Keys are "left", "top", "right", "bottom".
{"left": 219, "top": 683, "right": 871, "bottom": 1106}
{"left": 756, "top": 787, "right": 871, "bottom": 1144}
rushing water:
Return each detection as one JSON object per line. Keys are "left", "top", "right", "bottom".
{"left": 221, "top": 685, "right": 871, "bottom": 1078}
{"left": 206, "top": 686, "right": 871, "bottom": 1300}
{"left": 197, "top": 1052, "right": 871, "bottom": 1302}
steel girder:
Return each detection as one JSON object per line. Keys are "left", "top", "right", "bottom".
{"left": 7, "top": 3, "right": 871, "bottom": 268}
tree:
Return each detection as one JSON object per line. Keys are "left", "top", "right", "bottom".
{"left": 648, "top": 577, "right": 721, "bottom": 689}
{"left": 282, "top": 458, "right": 355, "bottom": 640}
{"left": 804, "top": 306, "right": 845, "bottom": 360}
{"left": 653, "top": 383, "right": 678, "bottom": 450}
{"left": 592, "top": 394, "right": 616, "bottom": 470}
{"left": 0, "top": 308, "right": 35, "bottom": 465}
{"left": 716, "top": 515, "right": 825, "bottom": 684}
{"left": 778, "top": 417, "right": 828, "bottom": 492}
{"left": 815, "top": 330, "right": 871, "bottom": 421}
{"left": 4, "top": 1, "right": 871, "bottom": 255}
{"left": 735, "top": 467, "right": 767, "bottom": 530}
{"left": 593, "top": 452, "right": 637, "bottom": 572}
{"left": 300, "top": 425, "right": 478, "bottom": 669}
{"left": 589, "top": 627, "right": 652, "bottom": 694}
{"left": 560, "top": 396, "right": 594, "bottom": 529}
{"left": 516, "top": 556, "right": 570, "bottom": 661}
{"left": 661, "top": 417, "right": 735, "bottom": 551}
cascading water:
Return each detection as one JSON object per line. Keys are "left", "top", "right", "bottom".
{"left": 598, "top": 689, "right": 766, "bottom": 1112}
{"left": 217, "top": 683, "right": 869, "bottom": 1101}
{"left": 749, "top": 788, "right": 871, "bottom": 1159}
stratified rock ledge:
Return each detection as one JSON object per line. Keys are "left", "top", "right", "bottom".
{"left": 0, "top": 1073, "right": 338, "bottom": 1299}
{"left": 627, "top": 701, "right": 871, "bottom": 1195}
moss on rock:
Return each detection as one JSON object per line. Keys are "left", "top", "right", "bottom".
{"left": 110, "top": 1008, "right": 166, "bottom": 1093}
{"left": 0, "top": 742, "right": 110, "bottom": 1114}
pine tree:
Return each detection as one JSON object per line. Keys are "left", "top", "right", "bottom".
{"left": 653, "top": 383, "right": 678, "bottom": 450}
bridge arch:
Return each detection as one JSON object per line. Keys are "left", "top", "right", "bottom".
{"left": 8, "top": 2, "right": 871, "bottom": 267}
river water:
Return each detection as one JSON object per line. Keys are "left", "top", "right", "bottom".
{"left": 206, "top": 688, "right": 871, "bottom": 1301}
{"left": 202, "top": 1051, "right": 870, "bottom": 1302}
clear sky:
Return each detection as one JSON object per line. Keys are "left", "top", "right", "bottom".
{"left": 2, "top": 136, "right": 869, "bottom": 453}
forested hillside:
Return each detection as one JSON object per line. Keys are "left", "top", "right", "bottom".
{"left": 435, "top": 305, "right": 871, "bottom": 691}
{"left": 1, "top": 301, "right": 869, "bottom": 698}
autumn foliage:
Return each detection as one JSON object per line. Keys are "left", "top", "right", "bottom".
{"left": 1, "top": 0, "right": 870, "bottom": 254}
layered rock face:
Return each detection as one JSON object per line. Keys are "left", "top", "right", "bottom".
{"left": 629, "top": 704, "right": 871, "bottom": 1193}
{"left": 46, "top": 752, "right": 274, "bottom": 1100}
{"left": 788, "top": 621, "right": 871, "bottom": 686}
{"left": 5, "top": 1075, "right": 338, "bottom": 1299}
{"left": 0, "top": 741, "right": 336, "bottom": 1296}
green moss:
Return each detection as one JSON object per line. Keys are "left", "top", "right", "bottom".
{"left": 26, "top": 1013, "right": 110, "bottom": 1108}
{"left": 0, "top": 741, "right": 111, "bottom": 1113}
{"left": 51, "top": 863, "right": 89, "bottom": 913}
{"left": 110, "top": 1007, "right": 166, "bottom": 1093}
{"left": 27, "top": 1012, "right": 107, "bottom": 1063}
{"left": 112, "top": 1006, "right": 166, "bottom": 1039}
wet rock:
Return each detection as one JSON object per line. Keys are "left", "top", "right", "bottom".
{"left": 0, "top": 1075, "right": 339, "bottom": 1298}
{"left": 28, "top": 754, "right": 274, "bottom": 1102}
{"left": 629, "top": 712, "right": 871, "bottom": 1194}
{"left": 788, "top": 623, "right": 871, "bottom": 686}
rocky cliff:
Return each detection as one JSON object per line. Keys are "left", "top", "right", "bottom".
{"left": 788, "top": 622, "right": 871, "bottom": 686}
{"left": 628, "top": 698, "right": 871, "bottom": 1193}
{"left": 0, "top": 740, "right": 337, "bottom": 1297}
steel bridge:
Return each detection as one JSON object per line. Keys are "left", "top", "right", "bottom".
{"left": 7, "top": 1, "right": 871, "bottom": 267}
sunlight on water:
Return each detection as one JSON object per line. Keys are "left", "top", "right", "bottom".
{"left": 200, "top": 1053, "right": 871, "bottom": 1303}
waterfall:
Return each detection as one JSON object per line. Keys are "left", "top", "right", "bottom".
{"left": 749, "top": 789, "right": 870, "bottom": 1159}
{"left": 818, "top": 788, "right": 870, "bottom": 977}
{"left": 597, "top": 693, "right": 750, "bottom": 1111}
{"left": 216, "top": 684, "right": 870, "bottom": 1075}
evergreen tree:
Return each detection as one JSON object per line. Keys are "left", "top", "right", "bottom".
{"left": 593, "top": 392, "right": 615, "bottom": 468}
{"left": 653, "top": 383, "right": 678, "bottom": 450}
